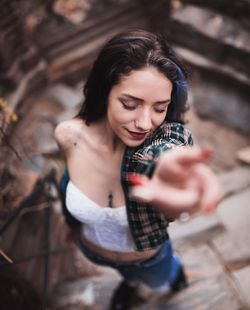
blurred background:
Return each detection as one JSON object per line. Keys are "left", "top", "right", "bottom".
{"left": 0, "top": 1, "right": 250, "bottom": 309}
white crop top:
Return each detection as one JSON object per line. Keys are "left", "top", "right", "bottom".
{"left": 66, "top": 181, "right": 136, "bottom": 252}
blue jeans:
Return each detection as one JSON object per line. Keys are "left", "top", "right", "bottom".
{"left": 76, "top": 237, "right": 181, "bottom": 290}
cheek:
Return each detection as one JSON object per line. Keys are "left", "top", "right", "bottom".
{"left": 115, "top": 114, "right": 133, "bottom": 127}
{"left": 108, "top": 108, "right": 129, "bottom": 128}
{"left": 152, "top": 112, "right": 168, "bottom": 127}
{"left": 109, "top": 106, "right": 134, "bottom": 125}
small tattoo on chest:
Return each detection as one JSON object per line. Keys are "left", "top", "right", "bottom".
{"left": 108, "top": 193, "right": 113, "bottom": 208}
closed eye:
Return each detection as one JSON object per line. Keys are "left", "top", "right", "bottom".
{"left": 120, "top": 99, "right": 137, "bottom": 110}
{"left": 155, "top": 108, "right": 167, "bottom": 113}
{"left": 154, "top": 102, "right": 169, "bottom": 113}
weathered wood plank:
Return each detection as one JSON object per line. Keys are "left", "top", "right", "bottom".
{"left": 167, "top": 19, "right": 250, "bottom": 78}
{"left": 233, "top": 266, "right": 250, "bottom": 308}
{"left": 187, "top": 67, "right": 250, "bottom": 135}
{"left": 45, "top": 8, "right": 147, "bottom": 60}
{"left": 36, "top": 4, "right": 140, "bottom": 51}
{"left": 212, "top": 192, "right": 250, "bottom": 264}
{"left": 172, "top": 5, "right": 250, "bottom": 53}
{"left": 179, "top": 0, "right": 250, "bottom": 29}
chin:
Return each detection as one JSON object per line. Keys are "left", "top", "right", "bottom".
{"left": 123, "top": 138, "right": 146, "bottom": 148}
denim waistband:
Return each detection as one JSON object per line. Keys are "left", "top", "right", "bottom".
{"left": 75, "top": 235, "right": 169, "bottom": 268}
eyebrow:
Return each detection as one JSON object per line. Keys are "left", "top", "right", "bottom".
{"left": 122, "top": 94, "right": 171, "bottom": 104}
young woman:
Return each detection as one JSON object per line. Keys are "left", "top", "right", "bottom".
{"left": 55, "top": 30, "right": 221, "bottom": 309}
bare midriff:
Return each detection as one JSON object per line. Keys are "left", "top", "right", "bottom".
{"left": 80, "top": 235, "right": 161, "bottom": 262}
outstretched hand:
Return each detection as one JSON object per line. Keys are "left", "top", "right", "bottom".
{"left": 128, "top": 147, "right": 222, "bottom": 218}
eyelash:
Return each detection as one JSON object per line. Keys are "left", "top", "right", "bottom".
{"left": 155, "top": 109, "right": 167, "bottom": 113}
{"left": 121, "top": 100, "right": 136, "bottom": 110}
{"left": 121, "top": 100, "right": 167, "bottom": 113}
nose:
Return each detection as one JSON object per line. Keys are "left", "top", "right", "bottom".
{"left": 135, "top": 108, "right": 152, "bottom": 131}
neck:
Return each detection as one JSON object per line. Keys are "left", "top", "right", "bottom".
{"left": 97, "top": 118, "right": 125, "bottom": 153}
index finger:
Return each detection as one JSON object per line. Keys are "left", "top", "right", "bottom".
{"left": 164, "top": 146, "right": 213, "bottom": 166}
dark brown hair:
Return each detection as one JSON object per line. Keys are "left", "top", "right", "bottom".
{"left": 78, "top": 30, "right": 189, "bottom": 124}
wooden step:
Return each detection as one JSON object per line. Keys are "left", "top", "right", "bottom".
{"left": 179, "top": 0, "right": 250, "bottom": 29}
{"left": 36, "top": 3, "right": 140, "bottom": 51}
{"left": 168, "top": 19, "right": 250, "bottom": 79}
{"left": 45, "top": 7, "right": 146, "bottom": 61}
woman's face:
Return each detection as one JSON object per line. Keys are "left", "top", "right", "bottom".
{"left": 107, "top": 66, "right": 173, "bottom": 147}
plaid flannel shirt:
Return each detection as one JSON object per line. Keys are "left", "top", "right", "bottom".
{"left": 60, "top": 122, "right": 193, "bottom": 251}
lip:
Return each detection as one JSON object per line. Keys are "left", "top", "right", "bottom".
{"left": 127, "top": 130, "right": 149, "bottom": 140}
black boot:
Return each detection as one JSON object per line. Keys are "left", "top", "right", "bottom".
{"left": 109, "top": 281, "right": 137, "bottom": 310}
{"left": 170, "top": 266, "right": 188, "bottom": 293}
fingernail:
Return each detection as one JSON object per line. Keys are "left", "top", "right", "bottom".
{"left": 127, "top": 174, "right": 144, "bottom": 186}
{"left": 203, "top": 203, "right": 217, "bottom": 213}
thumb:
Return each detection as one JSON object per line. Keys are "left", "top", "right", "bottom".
{"left": 129, "top": 183, "right": 154, "bottom": 203}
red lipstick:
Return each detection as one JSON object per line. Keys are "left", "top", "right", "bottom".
{"left": 128, "top": 130, "right": 148, "bottom": 140}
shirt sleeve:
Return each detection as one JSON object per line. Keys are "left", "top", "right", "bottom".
{"left": 133, "top": 122, "right": 193, "bottom": 178}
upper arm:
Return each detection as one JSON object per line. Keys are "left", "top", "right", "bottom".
{"left": 54, "top": 120, "right": 80, "bottom": 154}
{"left": 162, "top": 124, "right": 193, "bottom": 148}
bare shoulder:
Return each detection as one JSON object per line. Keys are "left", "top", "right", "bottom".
{"left": 54, "top": 118, "right": 87, "bottom": 151}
